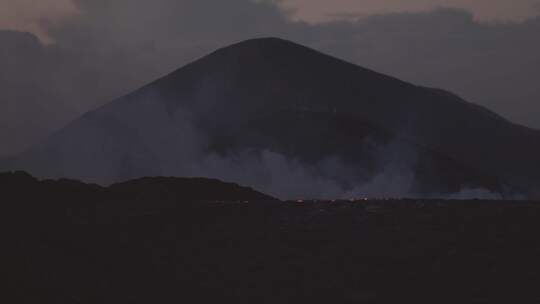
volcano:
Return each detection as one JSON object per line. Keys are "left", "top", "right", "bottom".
{"left": 7, "top": 38, "right": 540, "bottom": 199}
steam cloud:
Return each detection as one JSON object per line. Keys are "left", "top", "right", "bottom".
{"left": 11, "top": 89, "right": 504, "bottom": 200}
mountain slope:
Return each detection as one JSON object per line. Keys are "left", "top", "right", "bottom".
{"left": 9, "top": 38, "right": 538, "bottom": 198}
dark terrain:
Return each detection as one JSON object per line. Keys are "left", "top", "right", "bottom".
{"left": 3, "top": 171, "right": 540, "bottom": 303}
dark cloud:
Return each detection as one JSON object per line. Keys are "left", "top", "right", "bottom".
{"left": 0, "top": 1, "right": 539, "bottom": 158}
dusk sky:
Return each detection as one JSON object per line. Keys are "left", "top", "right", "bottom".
{"left": 2, "top": 0, "right": 540, "bottom": 39}
{"left": 1, "top": 0, "right": 540, "bottom": 156}
{"left": 286, "top": 0, "right": 540, "bottom": 22}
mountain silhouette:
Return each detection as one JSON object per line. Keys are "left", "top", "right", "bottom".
{"left": 6, "top": 38, "right": 539, "bottom": 198}
{"left": 0, "top": 171, "right": 274, "bottom": 203}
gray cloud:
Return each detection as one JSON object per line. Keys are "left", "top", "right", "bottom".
{"left": 0, "top": 0, "right": 77, "bottom": 42}
{"left": 285, "top": 0, "right": 540, "bottom": 22}
{"left": 0, "top": 1, "right": 539, "bottom": 161}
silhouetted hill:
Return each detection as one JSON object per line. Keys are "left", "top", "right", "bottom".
{"left": 0, "top": 171, "right": 275, "bottom": 203}
{"left": 3, "top": 170, "right": 540, "bottom": 303}
{"left": 8, "top": 38, "right": 540, "bottom": 198}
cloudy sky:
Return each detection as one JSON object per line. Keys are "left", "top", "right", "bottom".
{"left": 286, "top": 0, "right": 540, "bottom": 21}
{"left": 2, "top": 0, "right": 540, "bottom": 38}
{"left": 0, "top": 0, "right": 539, "bottom": 156}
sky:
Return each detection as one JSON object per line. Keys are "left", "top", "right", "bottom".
{"left": 0, "top": 0, "right": 539, "bottom": 156}
{"left": 285, "top": 0, "right": 540, "bottom": 22}
{"left": 2, "top": 0, "right": 540, "bottom": 39}
{"left": 0, "top": 0, "right": 77, "bottom": 42}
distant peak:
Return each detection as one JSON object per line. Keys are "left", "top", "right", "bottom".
{"left": 235, "top": 37, "right": 298, "bottom": 46}
{"left": 197, "top": 37, "right": 327, "bottom": 66}
{"left": 223, "top": 37, "right": 309, "bottom": 53}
